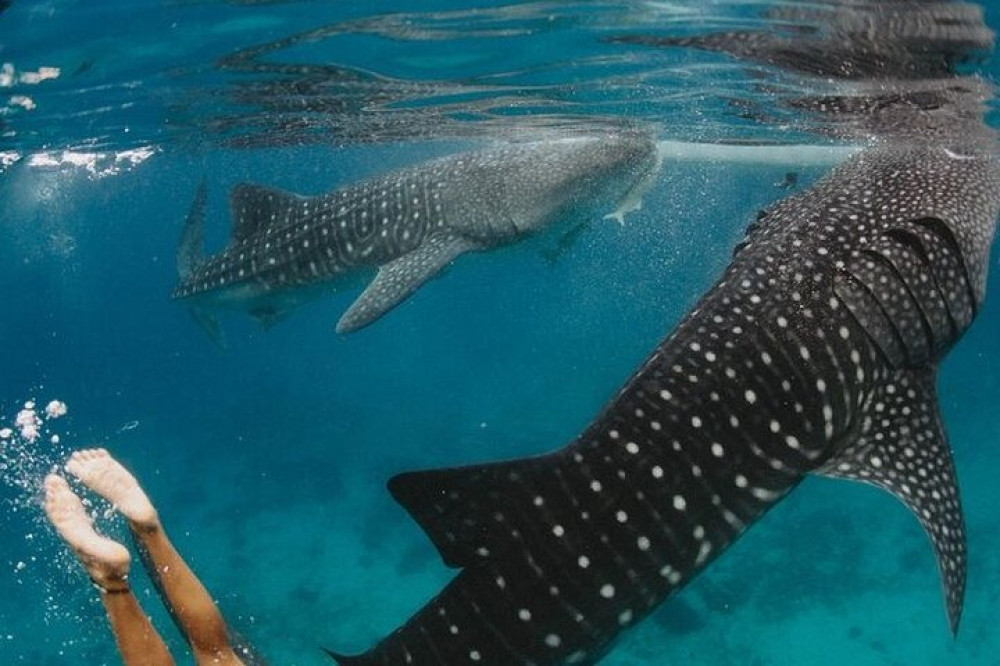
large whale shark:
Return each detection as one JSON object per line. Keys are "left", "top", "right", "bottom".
{"left": 327, "top": 5, "right": 1000, "bottom": 665}
{"left": 172, "top": 133, "right": 659, "bottom": 341}
{"left": 328, "top": 140, "right": 1000, "bottom": 666}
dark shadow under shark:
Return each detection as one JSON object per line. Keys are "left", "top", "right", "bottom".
{"left": 326, "top": 1, "right": 1000, "bottom": 664}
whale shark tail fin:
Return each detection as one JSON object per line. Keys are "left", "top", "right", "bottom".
{"left": 177, "top": 179, "right": 208, "bottom": 281}
{"left": 177, "top": 181, "right": 227, "bottom": 348}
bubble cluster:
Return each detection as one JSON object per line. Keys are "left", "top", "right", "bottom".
{"left": 1, "top": 396, "right": 72, "bottom": 509}
{"left": 0, "top": 396, "right": 125, "bottom": 660}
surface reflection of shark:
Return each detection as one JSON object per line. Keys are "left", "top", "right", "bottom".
{"left": 172, "top": 132, "right": 658, "bottom": 343}
{"left": 329, "top": 2, "right": 1000, "bottom": 665}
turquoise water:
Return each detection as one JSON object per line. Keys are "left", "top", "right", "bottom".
{"left": 2, "top": 1, "right": 1000, "bottom": 664}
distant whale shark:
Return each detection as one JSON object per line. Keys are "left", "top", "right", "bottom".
{"left": 328, "top": 137, "right": 1000, "bottom": 665}
{"left": 172, "top": 133, "right": 659, "bottom": 341}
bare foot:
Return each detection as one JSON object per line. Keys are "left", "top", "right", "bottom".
{"left": 65, "top": 449, "right": 159, "bottom": 531}
{"left": 43, "top": 474, "right": 131, "bottom": 592}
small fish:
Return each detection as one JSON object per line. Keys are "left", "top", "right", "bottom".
{"left": 172, "top": 133, "right": 659, "bottom": 342}
{"left": 117, "top": 420, "right": 139, "bottom": 433}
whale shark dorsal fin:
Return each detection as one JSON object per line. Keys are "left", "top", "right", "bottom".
{"left": 336, "top": 231, "right": 478, "bottom": 334}
{"left": 814, "top": 371, "right": 966, "bottom": 634}
{"left": 388, "top": 453, "right": 560, "bottom": 568}
{"left": 229, "top": 183, "right": 303, "bottom": 242}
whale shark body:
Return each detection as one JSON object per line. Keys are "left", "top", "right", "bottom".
{"left": 329, "top": 138, "right": 1000, "bottom": 664}
{"left": 318, "top": 0, "right": 1000, "bottom": 660}
{"left": 172, "top": 133, "right": 659, "bottom": 340}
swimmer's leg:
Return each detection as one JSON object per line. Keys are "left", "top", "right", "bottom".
{"left": 43, "top": 474, "right": 175, "bottom": 666}
{"left": 66, "top": 449, "right": 245, "bottom": 666}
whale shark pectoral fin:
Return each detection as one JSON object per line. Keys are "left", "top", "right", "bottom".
{"left": 336, "top": 231, "right": 478, "bottom": 334}
{"left": 229, "top": 183, "right": 304, "bottom": 242}
{"left": 603, "top": 149, "right": 663, "bottom": 226}
{"left": 189, "top": 307, "right": 227, "bottom": 349}
{"left": 602, "top": 209, "right": 629, "bottom": 226}
{"left": 602, "top": 185, "right": 643, "bottom": 226}
{"left": 814, "top": 371, "right": 966, "bottom": 634}
{"left": 249, "top": 306, "right": 291, "bottom": 330}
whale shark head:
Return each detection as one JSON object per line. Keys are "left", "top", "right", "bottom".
{"left": 444, "top": 132, "right": 660, "bottom": 239}
{"left": 508, "top": 133, "right": 659, "bottom": 232}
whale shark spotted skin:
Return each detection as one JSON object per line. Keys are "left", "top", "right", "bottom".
{"left": 327, "top": 137, "right": 1000, "bottom": 665}
{"left": 316, "top": 0, "right": 1000, "bottom": 660}
{"left": 171, "top": 133, "right": 659, "bottom": 341}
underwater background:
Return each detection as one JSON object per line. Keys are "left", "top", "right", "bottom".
{"left": 2, "top": 1, "right": 1000, "bottom": 664}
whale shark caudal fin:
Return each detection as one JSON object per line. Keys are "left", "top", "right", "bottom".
{"left": 229, "top": 183, "right": 304, "bottom": 242}
{"left": 335, "top": 230, "right": 479, "bottom": 334}
{"left": 815, "top": 368, "right": 966, "bottom": 634}
{"left": 177, "top": 181, "right": 227, "bottom": 349}
{"left": 177, "top": 179, "right": 208, "bottom": 281}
